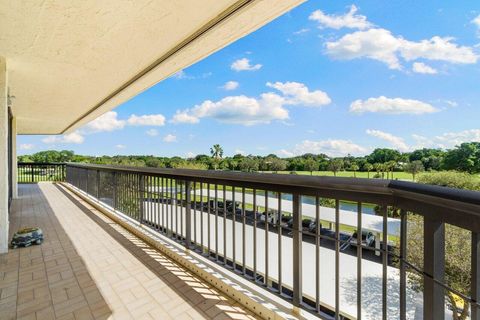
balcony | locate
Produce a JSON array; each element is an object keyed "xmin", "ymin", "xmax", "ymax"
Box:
[
  {"xmin": 2, "ymin": 2, "xmax": 480, "ymax": 319},
  {"xmin": 5, "ymin": 162, "xmax": 480, "ymax": 319},
  {"xmin": 1, "ymin": 182, "xmax": 257, "ymax": 319}
]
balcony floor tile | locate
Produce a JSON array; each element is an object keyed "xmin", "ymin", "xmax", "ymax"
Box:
[{"xmin": 0, "ymin": 183, "xmax": 257, "ymax": 320}]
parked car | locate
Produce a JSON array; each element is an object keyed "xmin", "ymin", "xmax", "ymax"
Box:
[
  {"xmin": 259, "ymin": 211, "xmax": 275, "ymax": 224},
  {"xmin": 350, "ymin": 230, "xmax": 376, "ymax": 247},
  {"xmin": 280, "ymin": 214, "xmax": 292, "ymax": 228}
]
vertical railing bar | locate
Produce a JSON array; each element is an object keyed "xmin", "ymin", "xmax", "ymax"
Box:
[
  {"xmin": 382, "ymin": 205, "xmax": 387, "ymax": 320},
  {"xmin": 253, "ymin": 189, "xmax": 257, "ymax": 281},
  {"xmin": 200, "ymin": 184, "xmax": 204, "ymax": 251},
  {"xmin": 400, "ymin": 209, "xmax": 407, "ymax": 320},
  {"xmin": 265, "ymin": 190, "xmax": 269, "ymax": 287},
  {"xmin": 472, "ymin": 232, "xmax": 480, "ymax": 320},
  {"xmin": 171, "ymin": 179, "xmax": 174, "ymax": 237},
  {"xmin": 424, "ymin": 217, "xmax": 445, "ymax": 320},
  {"xmin": 278, "ymin": 192, "xmax": 282, "ymax": 295},
  {"xmin": 96, "ymin": 169, "xmax": 99, "ymax": 201},
  {"xmin": 215, "ymin": 184, "xmax": 219, "ymax": 261},
  {"xmin": 335, "ymin": 199, "xmax": 340, "ymax": 319},
  {"xmin": 357, "ymin": 202, "xmax": 363, "ymax": 320},
  {"xmin": 165, "ymin": 178, "xmax": 169, "ymax": 235},
  {"xmin": 223, "ymin": 185, "xmax": 227, "ymax": 266},
  {"xmin": 193, "ymin": 181, "xmax": 197, "ymax": 246},
  {"xmin": 232, "ymin": 186, "xmax": 236, "ymax": 271},
  {"xmin": 162, "ymin": 177, "xmax": 166, "ymax": 234},
  {"xmin": 175, "ymin": 180, "xmax": 179, "ymax": 240},
  {"xmin": 185, "ymin": 180, "xmax": 191, "ymax": 249},
  {"xmin": 292, "ymin": 193, "xmax": 302, "ymax": 307},
  {"xmin": 113, "ymin": 172, "xmax": 117, "ymax": 210},
  {"xmin": 207, "ymin": 183, "xmax": 211, "ymax": 256},
  {"xmin": 156, "ymin": 176, "xmax": 160, "ymax": 231},
  {"xmin": 315, "ymin": 196, "xmax": 320, "ymax": 313},
  {"xmin": 242, "ymin": 187, "xmax": 246, "ymax": 276},
  {"xmin": 182, "ymin": 181, "xmax": 185, "ymax": 240}
]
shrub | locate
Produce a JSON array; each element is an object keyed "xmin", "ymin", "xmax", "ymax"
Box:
[{"xmin": 417, "ymin": 171, "xmax": 480, "ymax": 191}]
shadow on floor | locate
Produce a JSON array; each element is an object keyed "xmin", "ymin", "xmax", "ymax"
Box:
[
  {"xmin": 55, "ymin": 184, "xmax": 255, "ymax": 320},
  {"xmin": 0, "ymin": 183, "xmax": 112, "ymax": 320}
]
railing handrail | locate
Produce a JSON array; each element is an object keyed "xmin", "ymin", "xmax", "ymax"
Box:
[
  {"xmin": 66, "ymin": 162, "xmax": 480, "ymax": 207},
  {"xmin": 18, "ymin": 162, "xmax": 66, "ymax": 165}
]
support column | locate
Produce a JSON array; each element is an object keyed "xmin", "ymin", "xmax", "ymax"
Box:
[
  {"xmin": 11, "ymin": 117, "xmax": 17, "ymax": 199},
  {"xmin": 0, "ymin": 57, "xmax": 9, "ymax": 254}
]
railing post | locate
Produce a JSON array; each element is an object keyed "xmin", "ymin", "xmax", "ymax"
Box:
[
  {"xmin": 399, "ymin": 210, "xmax": 407, "ymax": 320},
  {"xmin": 472, "ymin": 232, "xmax": 480, "ymax": 320},
  {"xmin": 139, "ymin": 174, "xmax": 144, "ymax": 223},
  {"xmin": 185, "ymin": 180, "xmax": 192, "ymax": 249},
  {"xmin": 96, "ymin": 170, "xmax": 100, "ymax": 200},
  {"xmin": 292, "ymin": 193, "xmax": 302, "ymax": 309},
  {"xmin": 423, "ymin": 217, "xmax": 445, "ymax": 320},
  {"xmin": 31, "ymin": 164, "xmax": 34, "ymax": 182},
  {"xmin": 112, "ymin": 172, "xmax": 117, "ymax": 210}
]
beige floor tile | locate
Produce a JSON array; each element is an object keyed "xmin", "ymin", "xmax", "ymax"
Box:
[{"xmin": 0, "ymin": 183, "xmax": 256, "ymax": 320}]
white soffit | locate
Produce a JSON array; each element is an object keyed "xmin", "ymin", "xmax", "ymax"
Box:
[{"xmin": 0, "ymin": 0, "xmax": 304, "ymax": 134}]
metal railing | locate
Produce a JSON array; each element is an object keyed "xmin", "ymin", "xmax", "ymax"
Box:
[
  {"xmin": 18, "ymin": 162, "xmax": 66, "ymax": 183},
  {"xmin": 64, "ymin": 163, "xmax": 480, "ymax": 320}
]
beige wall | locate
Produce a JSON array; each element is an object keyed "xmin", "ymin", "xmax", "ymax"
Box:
[
  {"xmin": 0, "ymin": 57, "xmax": 8, "ymax": 253},
  {"xmin": 11, "ymin": 117, "xmax": 17, "ymax": 199}
]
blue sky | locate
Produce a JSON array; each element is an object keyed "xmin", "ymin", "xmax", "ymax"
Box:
[{"xmin": 18, "ymin": 1, "xmax": 480, "ymax": 158}]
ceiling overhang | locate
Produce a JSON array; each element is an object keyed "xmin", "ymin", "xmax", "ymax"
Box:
[{"xmin": 0, "ymin": 0, "xmax": 304, "ymax": 134}]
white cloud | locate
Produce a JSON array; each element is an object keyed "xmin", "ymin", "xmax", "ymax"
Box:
[
  {"xmin": 443, "ymin": 100, "xmax": 458, "ymax": 108},
  {"xmin": 172, "ymin": 70, "xmax": 211, "ymax": 80},
  {"xmin": 473, "ymin": 15, "xmax": 480, "ymax": 27},
  {"xmin": 185, "ymin": 152, "xmax": 196, "ymax": 158},
  {"xmin": 266, "ymin": 81, "xmax": 331, "ymax": 107},
  {"xmin": 350, "ymin": 96, "xmax": 438, "ymax": 115},
  {"xmin": 163, "ymin": 134, "xmax": 177, "ymax": 143},
  {"xmin": 172, "ymin": 70, "xmax": 192, "ymax": 79},
  {"xmin": 293, "ymin": 28, "xmax": 310, "ymax": 35},
  {"xmin": 127, "ymin": 114, "xmax": 166, "ymax": 126},
  {"xmin": 366, "ymin": 129, "xmax": 409, "ymax": 152},
  {"xmin": 325, "ymin": 28, "xmax": 478, "ymax": 69},
  {"xmin": 412, "ymin": 62, "xmax": 437, "ymax": 74},
  {"xmin": 434, "ymin": 129, "xmax": 480, "ymax": 149},
  {"xmin": 171, "ymin": 81, "xmax": 330, "ymax": 125},
  {"xmin": 473, "ymin": 15, "xmax": 480, "ymax": 36},
  {"xmin": 326, "ymin": 28, "xmax": 402, "ymax": 69},
  {"xmin": 278, "ymin": 149, "xmax": 295, "ymax": 157},
  {"xmin": 231, "ymin": 58, "xmax": 262, "ymax": 71},
  {"xmin": 42, "ymin": 131, "xmax": 84, "ymax": 144},
  {"xmin": 146, "ymin": 129, "xmax": 159, "ymax": 136},
  {"xmin": 172, "ymin": 93, "xmax": 288, "ymax": 126},
  {"xmin": 19, "ymin": 144, "xmax": 34, "ymax": 150},
  {"xmin": 85, "ymin": 111, "xmax": 126, "ymax": 133},
  {"xmin": 115, "ymin": 144, "xmax": 126, "ymax": 149},
  {"xmin": 171, "ymin": 111, "xmax": 201, "ymax": 124},
  {"xmin": 234, "ymin": 149, "xmax": 246, "ymax": 155},
  {"xmin": 222, "ymin": 81, "xmax": 239, "ymax": 91},
  {"xmin": 409, "ymin": 129, "xmax": 480, "ymax": 150},
  {"xmin": 284, "ymin": 139, "xmax": 367, "ymax": 157},
  {"xmin": 309, "ymin": 5, "xmax": 373, "ymax": 30}
]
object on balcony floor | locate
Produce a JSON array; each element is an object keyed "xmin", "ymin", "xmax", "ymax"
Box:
[{"xmin": 10, "ymin": 227, "xmax": 43, "ymax": 248}]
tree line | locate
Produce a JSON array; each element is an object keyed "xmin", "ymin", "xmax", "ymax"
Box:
[{"xmin": 17, "ymin": 142, "xmax": 480, "ymax": 176}]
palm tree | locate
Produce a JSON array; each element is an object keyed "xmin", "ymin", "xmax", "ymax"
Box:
[
  {"xmin": 364, "ymin": 163, "xmax": 374, "ymax": 178},
  {"xmin": 350, "ymin": 164, "xmax": 360, "ymax": 178},
  {"xmin": 210, "ymin": 144, "xmax": 223, "ymax": 170}
]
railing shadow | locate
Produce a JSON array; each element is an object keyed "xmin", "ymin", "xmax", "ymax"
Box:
[
  {"xmin": 55, "ymin": 184, "xmax": 255, "ymax": 320},
  {"xmin": 1, "ymin": 184, "xmax": 111, "ymax": 319}
]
